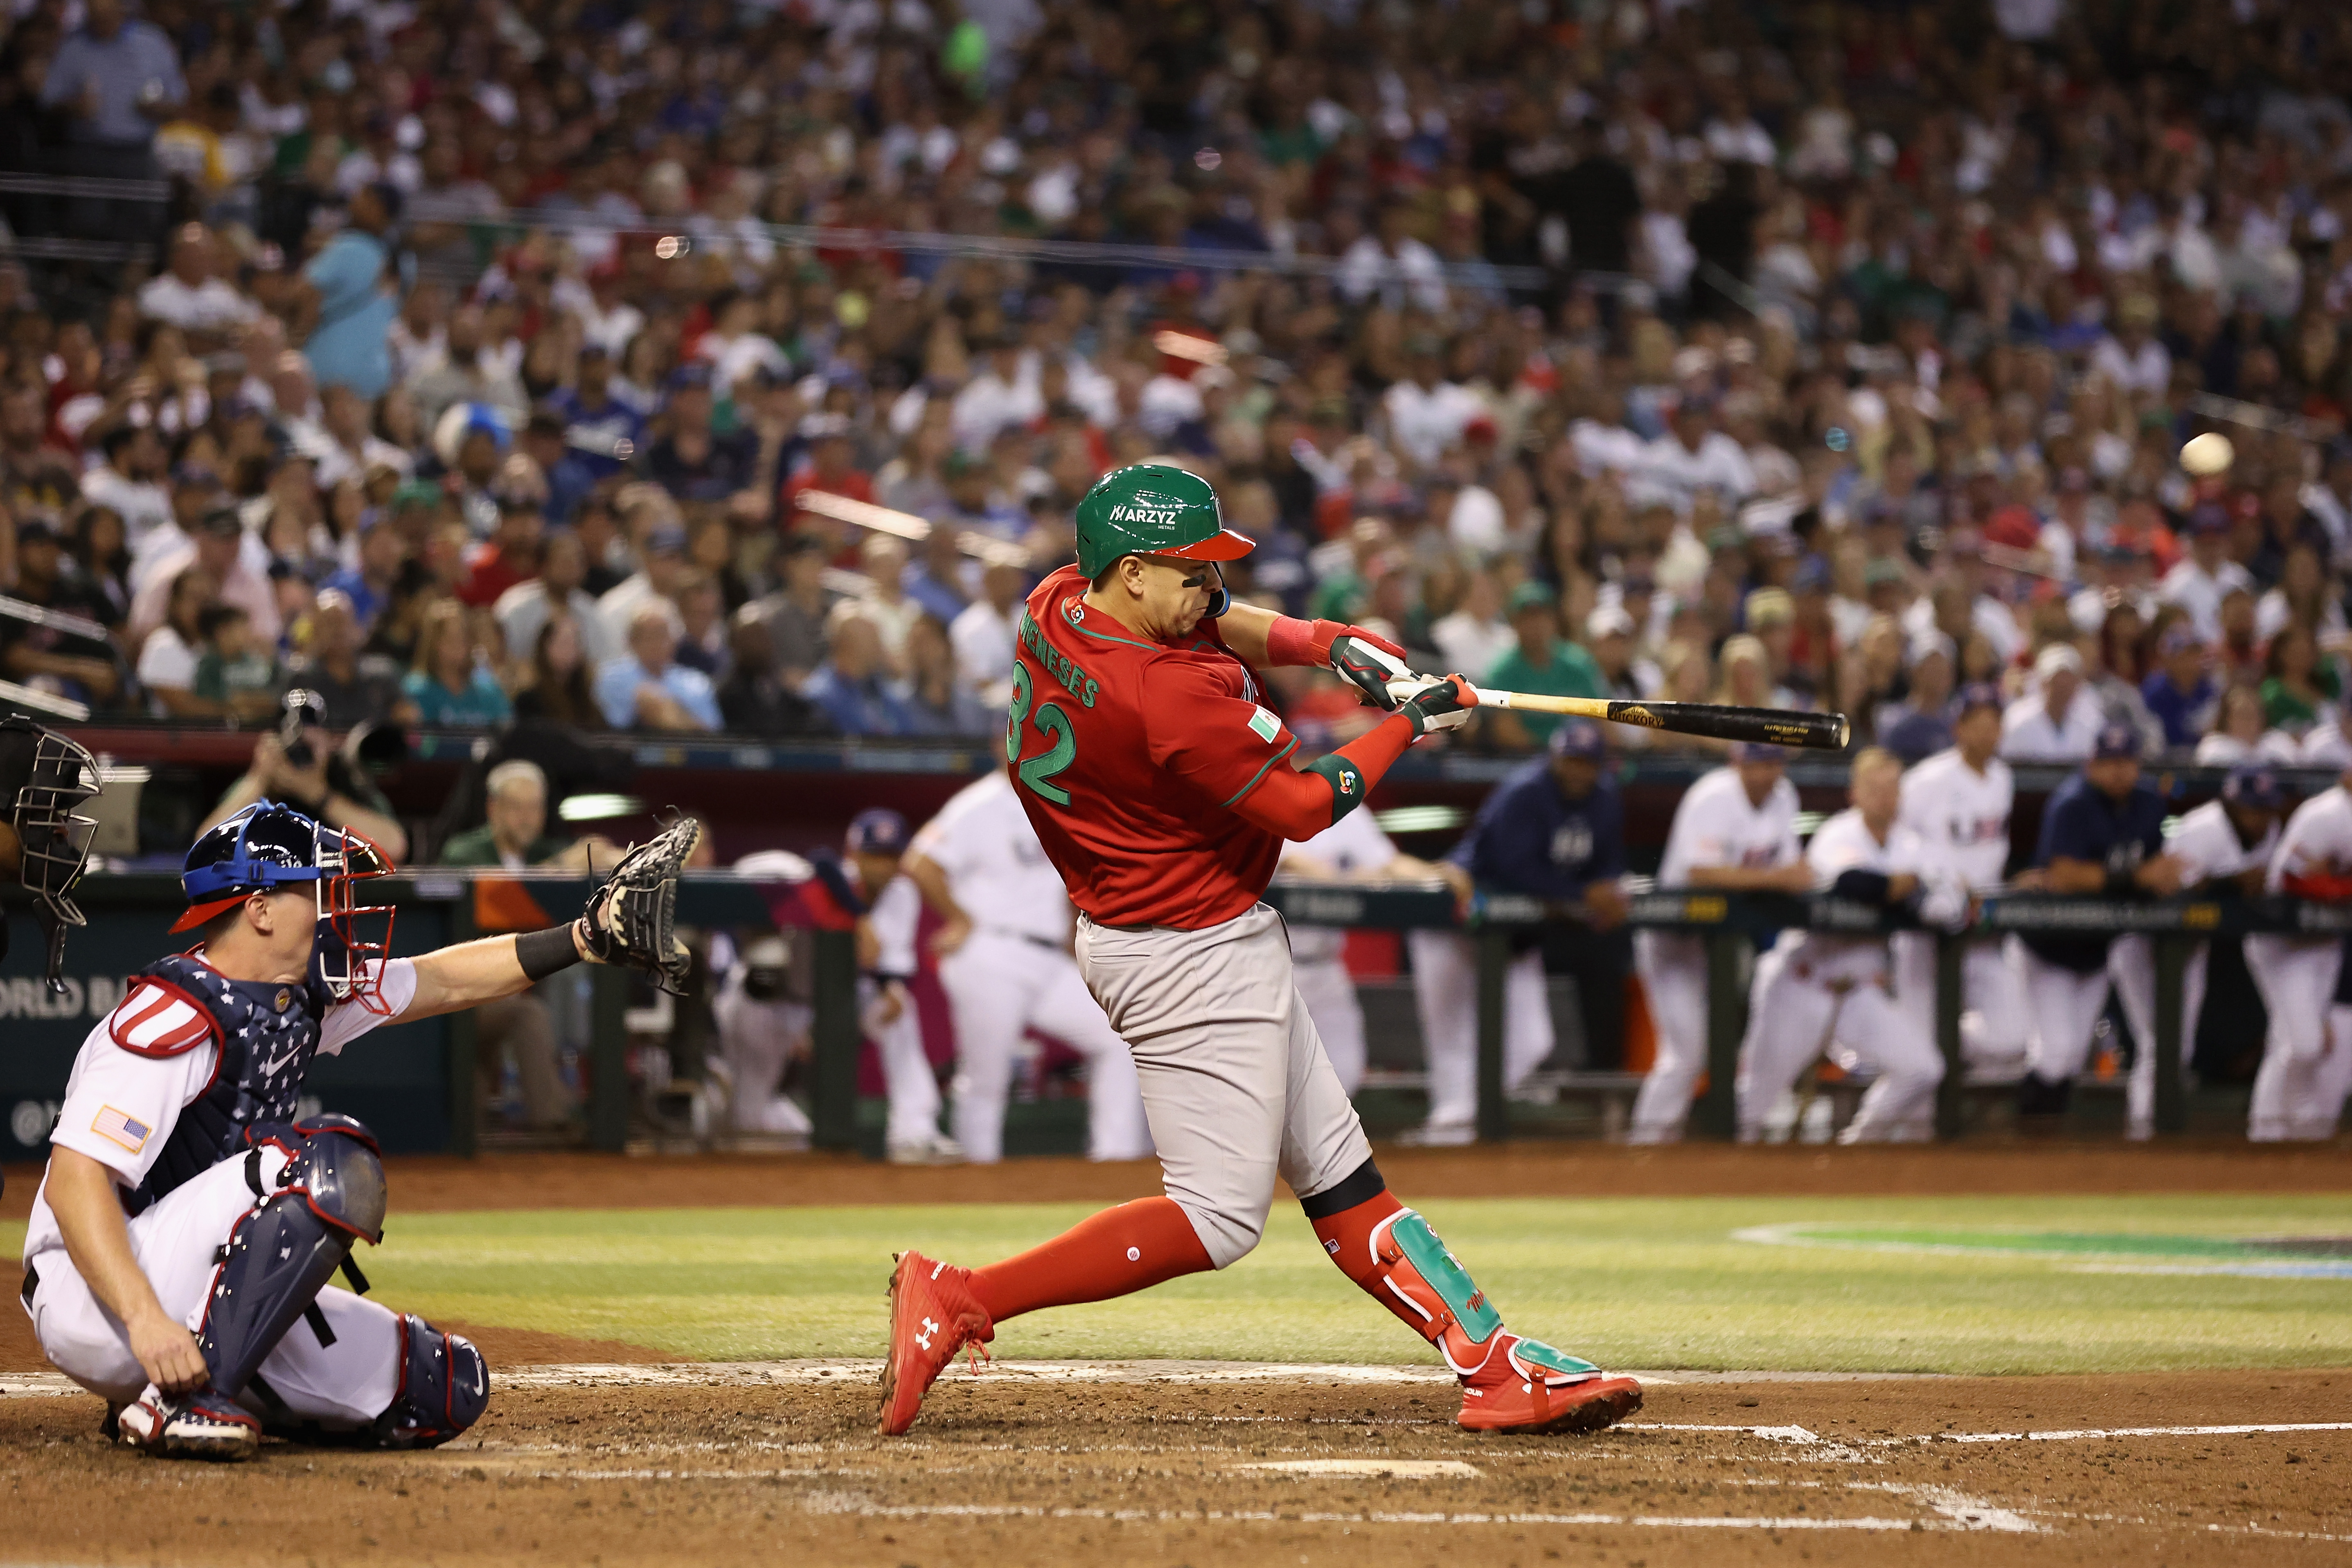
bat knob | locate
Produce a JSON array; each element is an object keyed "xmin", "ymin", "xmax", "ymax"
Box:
[{"xmin": 1832, "ymin": 714, "xmax": 1852, "ymax": 749}]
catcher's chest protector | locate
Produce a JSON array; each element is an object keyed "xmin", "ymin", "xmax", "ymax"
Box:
[{"xmin": 127, "ymin": 955, "xmax": 332, "ymax": 1213}]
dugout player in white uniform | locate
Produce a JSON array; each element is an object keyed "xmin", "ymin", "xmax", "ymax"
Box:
[
  {"xmin": 2160, "ymin": 765, "xmax": 2285, "ymax": 1133},
  {"xmin": 2244, "ymin": 766, "xmax": 2352, "ymax": 1141},
  {"xmin": 2014, "ymin": 724, "xmax": 2180, "ymax": 1134},
  {"xmin": 904, "ymin": 771, "xmax": 1150, "ymax": 1163},
  {"xmin": 1895, "ymin": 683, "xmax": 2029, "ymax": 1077},
  {"xmin": 1630, "ymin": 742, "xmax": 1811, "ymax": 1143},
  {"xmin": 841, "ymin": 809, "xmax": 963, "ymax": 1164},
  {"xmin": 1737, "ymin": 748, "xmax": 1962, "ymax": 1143},
  {"xmin": 1276, "ymin": 803, "xmax": 1437, "ymax": 1097}
]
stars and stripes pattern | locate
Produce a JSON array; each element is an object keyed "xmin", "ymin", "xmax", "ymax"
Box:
[{"xmin": 106, "ymin": 981, "xmax": 218, "ymax": 1057}]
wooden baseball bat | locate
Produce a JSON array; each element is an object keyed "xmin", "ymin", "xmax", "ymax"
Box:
[{"xmin": 1476, "ymin": 690, "xmax": 1851, "ymax": 751}]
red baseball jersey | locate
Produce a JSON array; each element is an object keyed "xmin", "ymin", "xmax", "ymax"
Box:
[{"xmin": 1004, "ymin": 565, "xmax": 1300, "ymax": 929}]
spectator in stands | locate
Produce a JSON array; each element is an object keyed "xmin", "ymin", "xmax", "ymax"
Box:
[
  {"xmin": 399, "ymin": 597, "xmax": 512, "ymax": 727},
  {"xmin": 459, "ymin": 493, "xmax": 544, "ymax": 610},
  {"xmin": 68, "ymin": 503, "xmax": 132, "ymax": 628},
  {"xmin": 512, "ymin": 613, "xmax": 604, "ymax": 731},
  {"xmin": 294, "ymin": 182, "xmax": 401, "ymax": 399},
  {"xmin": 596, "ymin": 601, "xmax": 721, "ymax": 733},
  {"xmin": 40, "ymin": 0, "xmax": 182, "ymax": 236},
  {"xmin": 495, "ymin": 527, "xmax": 619, "ymax": 674},
  {"xmin": 137, "ymin": 225, "xmax": 255, "ymax": 344},
  {"xmin": 2260, "ymin": 623, "xmax": 2341, "ymax": 738},
  {"xmin": 2003, "ymin": 644, "xmax": 2104, "ymax": 761},
  {"xmin": 200, "ymin": 689, "xmax": 408, "ymax": 859},
  {"xmin": 322, "ymin": 496, "xmax": 417, "ymax": 633},
  {"xmin": 2199, "ymin": 682, "xmax": 2298, "ymax": 765},
  {"xmin": 901, "ymin": 614, "xmax": 990, "ymax": 736},
  {"xmin": 437, "ymin": 758, "xmax": 586, "ymax": 1132},
  {"xmin": 716, "ymin": 606, "xmax": 828, "ymax": 736},
  {"xmin": 1483, "ymin": 581, "xmax": 1605, "ymax": 751},
  {"xmin": 759, "ymin": 533, "xmax": 834, "ymax": 686},
  {"xmin": 948, "ymin": 559, "xmax": 1025, "ymax": 706},
  {"xmin": 801, "ymin": 605, "xmax": 915, "ymax": 736},
  {"xmin": 136, "ymin": 565, "xmax": 214, "ymax": 717},
  {"xmin": 2142, "ymin": 627, "xmax": 2219, "ymax": 753},
  {"xmin": 283, "ymin": 588, "xmax": 399, "ymax": 731},
  {"xmin": 129, "ymin": 503, "xmax": 276, "ymax": 651},
  {"xmin": 79, "ymin": 425, "xmax": 172, "ymax": 553},
  {"xmin": 2, "ymin": 517, "xmax": 121, "ymax": 707},
  {"xmin": 190, "ymin": 603, "xmax": 279, "ymax": 722},
  {"xmin": 644, "ymin": 364, "xmax": 758, "ymax": 506}
]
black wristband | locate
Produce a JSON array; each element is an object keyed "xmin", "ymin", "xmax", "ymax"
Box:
[
  {"xmin": 516, "ymin": 925, "xmax": 584, "ymax": 981},
  {"xmin": 2104, "ymin": 866, "xmax": 2138, "ymax": 898}
]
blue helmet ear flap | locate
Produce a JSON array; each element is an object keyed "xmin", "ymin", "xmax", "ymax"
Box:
[{"xmin": 1203, "ymin": 585, "xmax": 1231, "ymax": 619}]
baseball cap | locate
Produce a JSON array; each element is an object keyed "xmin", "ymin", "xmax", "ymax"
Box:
[
  {"xmin": 2221, "ymin": 763, "xmax": 2284, "ymax": 810},
  {"xmin": 2091, "ymin": 723, "xmax": 2141, "ymax": 760},
  {"xmin": 1507, "ymin": 580, "xmax": 1557, "ymax": 615},
  {"xmin": 846, "ymin": 808, "xmax": 910, "ymax": 856},
  {"xmin": 2033, "ymin": 643, "xmax": 2085, "ymax": 683},
  {"xmin": 14, "ymin": 517, "xmax": 60, "ymax": 546},
  {"xmin": 1956, "ymin": 681, "xmax": 2003, "ymax": 715},
  {"xmin": 1586, "ymin": 603, "xmax": 1636, "ymax": 640},
  {"xmin": 666, "ymin": 363, "xmax": 715, "ymax": 394},
  {"xmin": 1863, "ymin": 558, "xmax": 1907, "ymax": 591},
  {"xmin": 1550, "ymin": 718, "xmax": 1606, "ymax": 760},
  {"xmin": 392, "ymin": 478, "xmax": 443, "ymax": 512},
  {"xmin": 196, "ymin": 504, "xmax": 243, "ymax": 538}
]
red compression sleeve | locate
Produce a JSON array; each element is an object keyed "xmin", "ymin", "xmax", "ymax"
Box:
[
  {"xmin": 968, "ymin": 1197, "xmax": 1215, "ymax": 1323},
  {"xmin": 1263, "ymin": 615, "xmax": 1320, "ymax": 668},
  {"xmin": 1229, "ymin": 711, "xmax": 1417, "ymax": 839},
  {"xmin": 2282, "ymin": 872, "xmax": 2352, "ymax": 901}
]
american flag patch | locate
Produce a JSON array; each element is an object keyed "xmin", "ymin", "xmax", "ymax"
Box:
[{"xmin": 91, "ymin": 1105, "xmax": 151, "ymax": 1154}]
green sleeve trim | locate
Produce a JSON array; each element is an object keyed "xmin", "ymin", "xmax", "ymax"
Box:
[
  {"xmin": 1221, "ymin": 734, "xmax": 1299, "ymax": 808},
  {"xmin": 1301, "ymin": 752, "xmax": 1370, "ymax": 826}
]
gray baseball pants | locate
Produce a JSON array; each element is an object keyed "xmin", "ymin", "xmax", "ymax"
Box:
[{"xmin": 1077, "ymin": 902, "xmax": 1374, "ymax": 1268}]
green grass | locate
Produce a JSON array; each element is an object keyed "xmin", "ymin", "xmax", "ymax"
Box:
[{"xmin": 9, "ymin": 1193, "xmax": 2350, "ymax": 1376}]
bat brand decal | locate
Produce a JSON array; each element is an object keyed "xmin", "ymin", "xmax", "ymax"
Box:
[{"xmin": 1610, "ymin": 704, "xmax": 1665, "ymax": 729}]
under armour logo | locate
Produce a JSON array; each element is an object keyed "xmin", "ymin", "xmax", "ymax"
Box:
[{"xmin": 916, "ymin": 1316, "xmax": 939, "ymax": 1351}]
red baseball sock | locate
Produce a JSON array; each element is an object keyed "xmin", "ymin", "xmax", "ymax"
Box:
[
  {"xmin": 1310, "ymin": 1186, "xmax": 1423, "ymax": 1335},
  {"xmin": 968, "ymin": 1197, "xmax": 1214, "ymax": 1323}
]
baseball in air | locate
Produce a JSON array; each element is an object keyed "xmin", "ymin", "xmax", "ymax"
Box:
[{"xmin": 2181, "ymin": 432, "xmax": 2235, "ymax": 476}]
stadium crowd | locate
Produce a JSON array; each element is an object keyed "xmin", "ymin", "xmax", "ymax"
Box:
[{"xmin": 0, "ymin": 0, "xmax": 2344, "ymax": 769}]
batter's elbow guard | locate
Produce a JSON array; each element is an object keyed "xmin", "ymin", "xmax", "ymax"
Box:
[
  {"xmin": 374, "ymin": 1314, "xmax": 489, "ymax": 1449},
  {"xmin": 1300, "ymin": 754, "xmax": 1370, "ymax": 828}
]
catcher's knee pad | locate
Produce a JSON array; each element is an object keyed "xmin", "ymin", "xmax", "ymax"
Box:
[
  {"xmin": 1368, "ymin": 1209, "xmax": 1504, "ymax": 1376},
  {"xmin": 375, "ymin": 1314, "xmax": 489, "ymax": 1449},
  {"xmin": 200, "ymin": 1119, "xmax": 387, "ymax": 1404}
]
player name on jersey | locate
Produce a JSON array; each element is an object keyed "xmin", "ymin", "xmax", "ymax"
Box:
[{"xmin": 1018, "ymin": 610, "xmax": 1100, "ymax": 709}]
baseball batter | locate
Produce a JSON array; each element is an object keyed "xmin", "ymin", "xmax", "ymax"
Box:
[
  {"xmin": 840, "ymin": 809, "xmax": 963, "ymax": 1164},
  {"xmin": 2159, "ymin": 765, "xmax": 2284, "ymax": 1136},
  {"xmin": 2014, "ymin": 724, "xmax": 2176, "ymax": 1131},
  {"xmin": 880, "ymin": 463, "xmax": 1642, "ymax": 1438},
  {"xmin": 1737, "ymin": 748, "xmax": 1960, "ymax": 1143},
  {"xmin": 1630, "ymin": 743, "xmax": 1809, "ymax": 1144},
  {"xmin": 2244, "ymin": 766, "xmax": 2352, "ymax": 1141},
  {"xmin": 1894, "ymin": 684, "xmax": 2028, "ymax": 1076},
  {"xmin": 903, "ymin": 769, "xmax": 1150, "ymax": 1163},
  {"xmin": 1275, "ymin": 803, "xmax": 1431, "ymax": 1097},
  {"xmin": 21, "ymin": 801, "xmax": 696, "ymax": 1458}
]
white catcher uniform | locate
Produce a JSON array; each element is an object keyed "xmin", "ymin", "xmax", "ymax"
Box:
[
  {"xmin": 2244, "ymin": 785, "xmax": 2352, "ymax": 1141},
  {"xmin": 1737, "ymin": 808, "xmax": 1957, "ymax": 1142},
  {"xmin": 1278, "ymin": 807, "xmax": 1403, "ymax": 1096},
  {"xmin": 1631, "ymin": 765, "xmax": 1800, "ymax": 1143},
  {"xmin": 1894, "ymin": 748, "xmax": 2028, "ymax": 1072},
  {"xmin": 707, "ymin": 866, "xmax": 817, "ymax": 1143},
  {"xmin": 22, "ymin": 962, "xmax": 419, "ymax": 1424},
  {"xmin": 911, "ymin": 771, "xmax": 1150, "ymax": 1163}
]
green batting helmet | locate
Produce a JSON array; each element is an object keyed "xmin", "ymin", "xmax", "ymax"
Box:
[{"xmin": 1073, "ymin": 463, "xmax": 1255, "ymax": 578}]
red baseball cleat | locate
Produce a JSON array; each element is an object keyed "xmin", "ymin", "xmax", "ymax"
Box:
[
  {"xmin": 1455, "ymin": 1334, "xmax": 1643, "ymax": 1435},
  {"xmin": 877, "ymin": 1249, "xmax": 994, "ymax": 1436}
]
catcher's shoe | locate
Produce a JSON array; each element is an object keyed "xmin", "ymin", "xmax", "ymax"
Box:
[
  {"xmin": 117, "ymin": 1387, "xmax": 261, "ymax": 1460},
  {"xmin": 1455, "ymin": 1334, "xmax": 1642, "ymax": 1435},
  {"xmin": 877, "ymin": 1249, "xmax": 994, "ymax": 1436}
]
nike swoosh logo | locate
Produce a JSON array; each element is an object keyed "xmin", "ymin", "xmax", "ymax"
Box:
[{"xmin": 257, "ymin": 1045, "xmax": 303, "ymax": 1078}]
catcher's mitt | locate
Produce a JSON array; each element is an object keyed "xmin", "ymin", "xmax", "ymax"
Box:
[{"xmin": 577, "ymin": 814, "xmax": 701, "ymax": 994}]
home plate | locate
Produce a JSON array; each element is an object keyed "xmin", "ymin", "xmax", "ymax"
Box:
[{"xmin": 1237, "ymin": 1459, "xmax": 1482, "ymax": 1478}]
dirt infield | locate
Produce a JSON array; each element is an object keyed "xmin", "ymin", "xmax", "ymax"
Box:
[
  {"xmin": 2, "ymin": 1364, "xmax": 2346, "ymax": 1566},
  {"xmin": 11, "ymin": 1138, "xmax": 2350, "ymax": 1222}
]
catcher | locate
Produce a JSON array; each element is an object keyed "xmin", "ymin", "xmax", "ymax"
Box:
[{"xmin": 17, "ymin": 802, "xmax": 697, "ymax": 1459}]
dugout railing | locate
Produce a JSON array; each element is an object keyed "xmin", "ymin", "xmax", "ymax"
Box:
[{"xmin": 3, "ymin": 872, "xmax": 2329, "ymax": 1160}]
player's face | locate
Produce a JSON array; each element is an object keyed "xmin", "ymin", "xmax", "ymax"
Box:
[
  {"xmin": 1851, "ymin": 761, "xmax": 1901, "ymax": 821},
  {"xmin": 1550, "ymin": 755, "xmax": 1599, "ymax": 799},
  {"xmin": 1735, "ymin": 757, "xmax": 1785, "ymax": 801},
  {"xmin": 851, "ymin": 849, "xmax": 901, "ymax": 890},
  {"xmin": 1953, "ymin": 704, "xmax": 2001, "ymax": 756},
  {"xmin": 2086, "ymin": 756, "xmax": 2139, "ymax": 799},
  {"xmin": 1131, "ymin": 554, "xmax": 1223, "ymax": 637}
]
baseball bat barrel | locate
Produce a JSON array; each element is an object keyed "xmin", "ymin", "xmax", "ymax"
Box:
[{"xmin": 1476, "ymin": 691, "xmax": 1851, "ymax": 751}]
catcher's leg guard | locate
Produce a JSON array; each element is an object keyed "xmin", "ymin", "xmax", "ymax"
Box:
[
  {"xmin": 373, "ymin": 1314, "xmax": 489, "ymax": 1449},
  {"xmin": 199, "ymin": 1120, "xmax": 387, "ymax": 1404}
]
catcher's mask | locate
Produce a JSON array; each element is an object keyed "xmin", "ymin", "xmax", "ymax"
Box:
[
  {"xmin": 174, "ymin": 800, "xmax": 399, "ymax": 1010},
  {"xmin": 0, "ymin": 717, "xmax": 101, "ymax": 992}
]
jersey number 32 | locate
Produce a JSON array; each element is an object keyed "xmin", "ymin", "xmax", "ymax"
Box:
[{"xmin": 1006, "ymin": 662, "xmax": 1076, "ymax": 806}]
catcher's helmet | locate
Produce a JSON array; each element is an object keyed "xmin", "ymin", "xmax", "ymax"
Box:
[
  {"xmin": 1073, "ymin": 463, "xmax": 1254, "ymax": 579},
  {"xmin": 175, "ymin": 800, "xmax": 398, "ymax": 1010}
]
